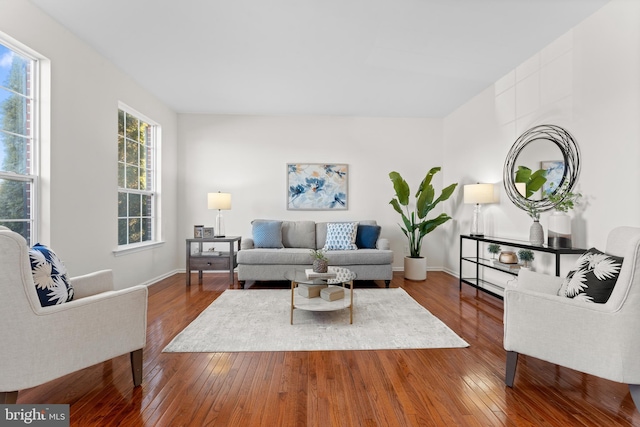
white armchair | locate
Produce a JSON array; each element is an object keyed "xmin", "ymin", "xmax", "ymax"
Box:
[
  {"xmin": 504, "ymin": 226, "xmax": 640, "ymax": 408},
  {"xmin": 0, "ymin": 227, "xmax": 148, "ymax": 404}
]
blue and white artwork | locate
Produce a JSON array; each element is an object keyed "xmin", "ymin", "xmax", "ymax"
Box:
[
  {"xmin": 287, "ymin": 163, "xmax": 348, "ymax": 210},
  {"xmin": 541, "ymin": 160, "xmax": 565, "ymax": 196}
]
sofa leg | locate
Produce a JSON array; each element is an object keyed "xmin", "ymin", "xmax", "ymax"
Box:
[
  {"xmin": 505, "ymin": 351, "xmax": 518, "ymax": 387},
  {"xmin": 0, "ymin": 391, "xmax": 18, "ymax": 404},
  {"xmin": 629, "ymin": 384, "xmax": 640, "ymax": 410},
  {"xmin": 384, "ymin": 280, "xmax": 390, "ymax": 288},
  {"xmin": 130, "ymin": 349, "xmax": 143, "ymax": 387},
  {"xmin": 239, "ymin": 281, "xmax": 245, "ymax": 289}
]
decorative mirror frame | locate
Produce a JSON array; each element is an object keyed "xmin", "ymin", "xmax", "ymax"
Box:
[{"xmin": 503, "ymin": 124, "xmax": 580, "ymax": 212}]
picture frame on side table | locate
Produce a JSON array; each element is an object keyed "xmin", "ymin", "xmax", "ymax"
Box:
[
  {"xmin": 203, "ymin": 227, "xmax": 215, "ymax": 238},
  {"xmin": 194, "ymin": 225, "xmax": 204, "ymax": 238},
  {"xmin": 286, "ymin": 163, "xmax": 348, "ymax": 210}
]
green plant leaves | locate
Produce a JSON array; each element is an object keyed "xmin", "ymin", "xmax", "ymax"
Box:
[{"xmin": 388, "ymin": 168, "xmax": 458, "ymax": 258}]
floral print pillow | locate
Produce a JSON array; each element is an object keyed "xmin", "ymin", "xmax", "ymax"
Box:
[
  {"xmin": 29, "ymin": 243, "xmax": 74, "ymax": 306},
  {"xmin": 559, "ymin": 247, "xmax": 623, "ymax": 303}
]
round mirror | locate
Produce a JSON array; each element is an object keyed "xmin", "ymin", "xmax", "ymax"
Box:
[{"xmin": 503, "ymin": 124, "xmax": 580, "ymax": 212}]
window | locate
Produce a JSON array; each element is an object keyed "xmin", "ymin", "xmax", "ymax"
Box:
[
  {"xmin": 117, "ymin": 105, "xmax": 157, "ymax": 246},
  {"xmin": 0, "ymin": 41, "xmax": 37, "ymax": 245}
]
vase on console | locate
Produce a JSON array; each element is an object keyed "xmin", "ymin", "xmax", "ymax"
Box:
[
  {"xmin": 548, "ymin": 211, "xmax": 572, "ymax": 248},
  {"xmin": 529, "ymin": 220, "xmax": 544, "ymax": 246}
]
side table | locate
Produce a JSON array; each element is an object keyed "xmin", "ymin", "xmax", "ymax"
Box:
[{"xmin": 186, "ymin": 236, "xmax": 241, "ymax": 287}]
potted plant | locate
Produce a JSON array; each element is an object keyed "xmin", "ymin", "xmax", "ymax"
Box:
[
  {"xmin": 389, "ymin": 167, "xmax": 458, "ymax": 281},
  {"xmin": 517, "ymin": 249, "xmax": 535, "ymax": 269},
  {"xmin": 546, "ymin": 182, "xmax": 582, "ymax": 248},
  {"xmin": 310, "ymin": 249, "xmax": 328, "ymax": 273},
  {"xmin": 487, "ymin": 243, "xmax": 501, "ymax": 260}
]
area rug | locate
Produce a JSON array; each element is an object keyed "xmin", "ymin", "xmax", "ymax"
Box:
[{"xmin": 163, "ymin": 288, "xmax": 468, "ymax": 352}]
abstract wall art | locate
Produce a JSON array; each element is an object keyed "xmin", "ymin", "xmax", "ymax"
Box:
[{"xmin": 287, "ymin": 163, "xmax": 348, "ymax": 210}]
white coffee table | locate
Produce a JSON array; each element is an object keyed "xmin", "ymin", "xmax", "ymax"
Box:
[{"xmin": 285, "ymin": 267, "xmax": 356, "ymax": 324}]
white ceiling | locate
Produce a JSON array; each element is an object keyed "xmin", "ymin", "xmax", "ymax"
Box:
[{"xmin": 30, "ymin": 0, "xmax": 610, "ymax": 117}]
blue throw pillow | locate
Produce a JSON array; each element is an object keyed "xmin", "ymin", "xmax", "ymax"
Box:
[
  {"xmin": 28, "ymin": 243, "xmax": 74, "ymax": 307},
  {"xmin": 252, "ymin": 220, "xmax": 284, "ymax": 248},
  {"xmin": 356, "ymin": 224, "xmax": 381, "ymax": 249},
  {"xmin": 323, "ymin": 222, "xmax": 358, "ymax": 251}
]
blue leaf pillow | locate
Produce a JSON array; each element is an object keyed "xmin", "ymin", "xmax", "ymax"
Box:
[
  {"xmin": 252, "ymin": 220, "xmax": 284, "ymax": 248},
  {"xmin": 323, "ymin": 222, "xmax": 358, "ymax": 251},
  {"xmin": 355, "ymin": 224, "xmax": 381, "ymax": 249},
  {"xmin": 559, "ymin": 247, "xmax": 623, "ymax": 303},
  {"xmin": 29, "ymin": 243, "xmax": 74, "ymax": 307}
]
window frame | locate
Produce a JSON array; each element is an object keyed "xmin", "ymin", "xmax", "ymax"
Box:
[
  {"xmin": 115, "ymin": 102, "xmax": 161, "ymax": 252},
  {"xmin": 0, "ymin": 36, "xmax": 39, "ymax": 245}
]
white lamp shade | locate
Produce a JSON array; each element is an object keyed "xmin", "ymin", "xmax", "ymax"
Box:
[
  {"xmin": 463, "ymin": 184, "xmax": 494, "ymax": 204},
  {"xmin": 208, "ymin": 192, "xmax": 232, "ymax": 210}
]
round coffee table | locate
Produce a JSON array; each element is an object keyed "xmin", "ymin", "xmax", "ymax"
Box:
[{"xmin": 285, "ymin": 267, "xmax": 356, "ymax": 324}]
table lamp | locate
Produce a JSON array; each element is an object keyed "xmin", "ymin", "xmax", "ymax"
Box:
[
  {"xmin": 208, "ymin": 191, "xmax": 231, "ymax": 237},
  {"xmin": 463, "ymin": 183, "xmax": 494, "ymax": 237}
]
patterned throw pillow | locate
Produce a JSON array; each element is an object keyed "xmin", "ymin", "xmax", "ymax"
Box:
[
  {"xmin": 28, "ymin": 243, "xmax": 74, "ymax": 307},
  {"xmin": 558, "ymin": 247, "xmax": 623, "ymax": 303},
  {"xmin": 323, "ymin": 222, "xmax": 358, "ymax": 251},
  {"xmin": 355, "ymin": 224, "xmax": 381, "ymax": 249},
  {"xmin": 252, "ymin": 220, "xmax": 284, "ymax": 248}
]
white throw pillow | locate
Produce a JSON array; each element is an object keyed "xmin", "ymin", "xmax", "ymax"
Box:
[{"xmin": 323, "ymin": 222, "xmax": 358, "ymax": 250}]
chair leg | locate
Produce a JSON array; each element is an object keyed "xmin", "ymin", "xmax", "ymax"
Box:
[
  {"xmin": 505, "ymin": 351, "xmax": 519, "ymax": 387},
  {"xmin": 629, "ymin": 384, "xmax": 640, "ymax": 410},
  {"xmin": 0, "ymin": 391, "xmax": 18, "ymax": 404},
  {"xmin": 130, "ymin": 349, "xmax": 143, "ymax": 387}
]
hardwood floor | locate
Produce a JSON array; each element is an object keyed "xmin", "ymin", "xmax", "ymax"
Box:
[{"xmin": 16, "ymin": 271, "xmax": 640, "ymax": 426}]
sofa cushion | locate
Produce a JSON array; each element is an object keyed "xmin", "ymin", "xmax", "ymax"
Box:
[
  {"xmin": 559, "ymin": 247, "xmax": 623, "ymax": 303},
  {"xmin": 282, "ymin": 221, "xmax": 316, "ymax": 248},
  {"xmin": 252, "ymin": 220, "xmax": 284, "ymax": 248},
  {"xmin": 356, "ymin": 224, "xmax": 381, "ymax": 249},
  {"xmin": 324, "ymin": 249, "xmax": 394, "ymax": 265},
  {"xmin": 28, "ymin": 243, "xmax": 74, "ymax": 307},
  {"xmin": 323, "ymin": 222, "xmax": 358, "ymax": 250},
  {"xmin": 237, "ymin": 248, "xmax": 315, "ymax": 265}
]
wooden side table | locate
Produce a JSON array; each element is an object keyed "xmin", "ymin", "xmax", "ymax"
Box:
[{"xmin": 186, "ymin": 236, "xmax": 241, "ymax": 287}]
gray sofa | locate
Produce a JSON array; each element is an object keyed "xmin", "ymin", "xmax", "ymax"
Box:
[{"xmin": 237, "ymin": 220, "xmax": 393, "ymax": 288}]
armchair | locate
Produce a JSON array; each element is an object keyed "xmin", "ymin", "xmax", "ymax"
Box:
[
  {"xmin": 504, "ymin": 226, "xmax": 640, "ymax": 409},
  {"xmin": 0, "ymin": 227, "xmax": 148, "ymax": 404}
]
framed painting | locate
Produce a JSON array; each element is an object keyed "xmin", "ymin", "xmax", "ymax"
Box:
[
  {"xmin": 287, "ymin": 163, "xmax": 348, "ymax": 210},
  {"xmin": 540, "ymin": 160, "xmax": 565, "ymax": 196}
]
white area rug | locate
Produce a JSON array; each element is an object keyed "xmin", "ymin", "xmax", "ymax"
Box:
[{"xmin": 163, "ymin": 288, "xmax": 468, "ymax": 352}]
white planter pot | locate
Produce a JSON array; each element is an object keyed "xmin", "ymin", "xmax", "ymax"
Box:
[
  {"xmin": 548, "ymin": 211, "xmax": 572, "ymax": 248},
  {"xmin": 404, "ymin": 256, "xmax": 427, "ymax": 281}
]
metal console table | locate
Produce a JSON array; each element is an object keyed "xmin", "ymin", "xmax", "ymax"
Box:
[{"xmin": 459, "ymin": 234, "xmax": 585, "ymax": 298}]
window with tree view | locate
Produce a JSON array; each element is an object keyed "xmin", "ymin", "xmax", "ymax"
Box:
[
  {"xmin": 0, "ymin": 42, "xmax": 36, "ymax": 245},
  {"xmin": 118, "ymin": 107, "xmax": 157, "ymax": 246}
]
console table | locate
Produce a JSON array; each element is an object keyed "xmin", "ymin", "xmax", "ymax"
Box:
[
  {"xmin": 459, "ymin": 234, "xmax": 585, "ymax": 298},
  {"xmin": 186, "ymin": 236, "xmax": 241, "ymax": 287}
]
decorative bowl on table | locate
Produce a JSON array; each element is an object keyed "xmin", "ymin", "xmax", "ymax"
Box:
[{"xmin": 498, "ymin": 251, "xmax": 518, "ymax": 264}]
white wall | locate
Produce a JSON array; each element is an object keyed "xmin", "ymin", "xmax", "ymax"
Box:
[
  {"xmin": 177, "ymin": 115, "xmax": 450, "ymax": 270},
  {"xmin": 443, "ymin": 0, "xmax": 640, "ymax": 277},
  {"xmin": 1, "ymin": 0, "xmax": 179, "ymax": 289}
]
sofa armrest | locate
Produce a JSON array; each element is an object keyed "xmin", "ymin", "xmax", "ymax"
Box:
[
  {"xmin": 377, "ymin": 238, "xmax": 390, "ymax": 250},
  {"xmin": 70, "ymin": 270, "xmax": 115, "ymax": 299},
  {"xmin": 241, "ymin": 238, "xmax": 255, "ymax": 250},
  {"xmin": 511, "ymin": 268, "xmax": 564, "ymax": 295}
]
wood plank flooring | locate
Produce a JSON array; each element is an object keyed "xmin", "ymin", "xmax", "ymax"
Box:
[{"xmin": 15, "ymin": 272, "xmax": 640, "ymax": 426}]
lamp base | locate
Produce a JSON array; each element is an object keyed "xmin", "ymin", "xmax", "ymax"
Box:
[
  {"xmin": 470, "ymin": 233, "xmax": 485, "ymax": 237},
  {"xmin": 214, "ymin": 235, "xmax": 225, "ymax": 238}
]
